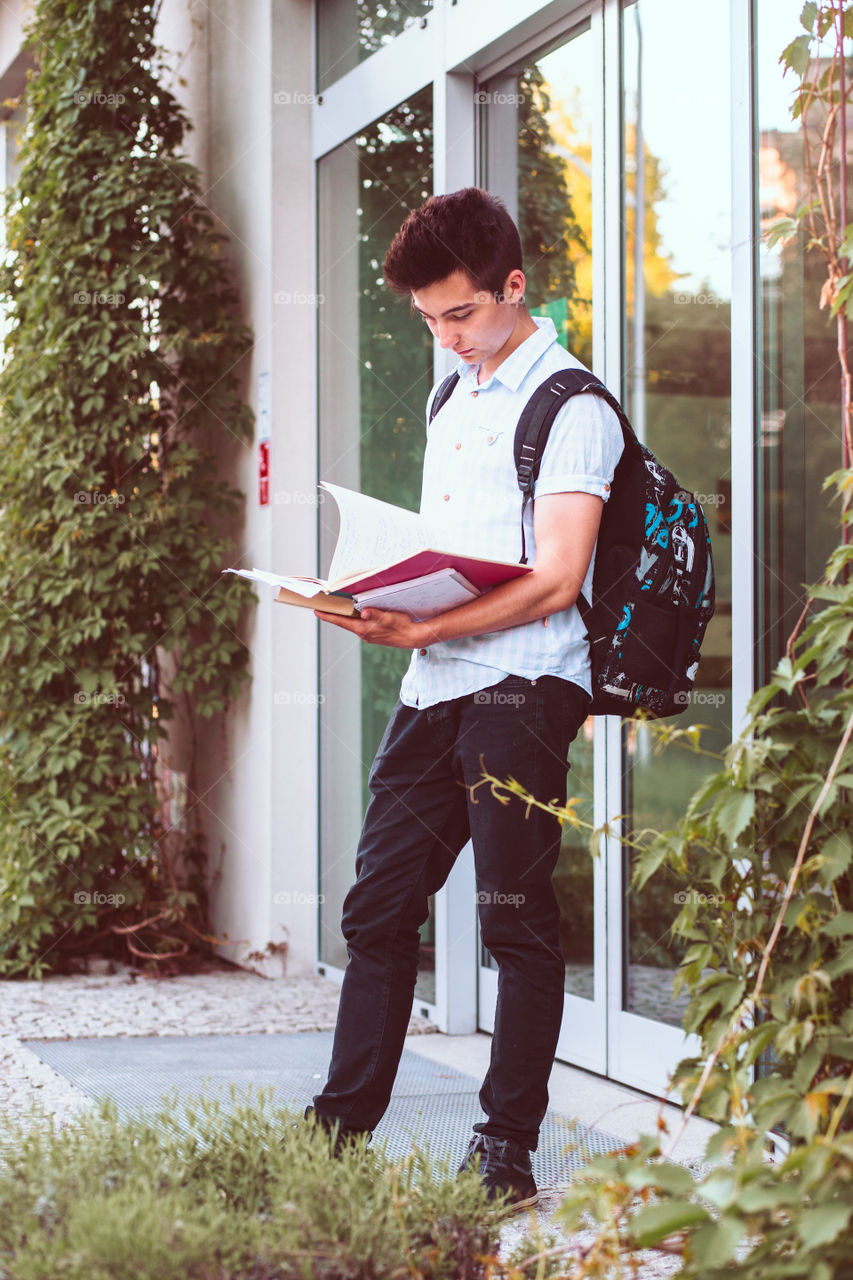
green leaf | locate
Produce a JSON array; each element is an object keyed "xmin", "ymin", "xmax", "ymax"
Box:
[
  {"xmin": 765, "ymin": 216, "xmax": 800, "ymax": 249},
  {"xmin": 830, "ymin": 271, "xmax": 853, "ymax": 318},
  {"xmin": 714, "ymin": 788, "xmax": 755, "ymax": 841},
  {"xmin": 772, "ymin": 655, "xmax": 806, "ymax": 693},
  {"xmin": 799, "ymin": 2, "xmax": 818, "ymax": 32},
  {"xmin": 798, "ymin": 1201, "xmax": 852, "ymax": 1247},
  {"xmin": 823, "ymin": 910, "xmax": 853, "ymax": 937},
  {"xmin": 689, "ymin": 1214, "xmax": 745, "ymax": 1266},
  {"xmin": 780, "ymin": 33, "xmax": 812, "ymax": 77},
  {"xmin": 624, "ymin": 1161, "xmax": 697, "ymax": 1195},
  {"xmin": 629, "ymin": 1200, "xmax": 710, "ymax": 1247},
  {"xmin": 698, "ymin": 1169, "xmax": 737, "ymax": 1209},
  {"xmin": 739, "ymin": 1178, "xmax": 808, "ymax": 1212},
  {"xmin": 816, "ymin": 831, "xmax": 853, "ymax": 885},
  {"xmin": 741, "ymin": 1020, "xmax": 780, "ymax": 1067}
]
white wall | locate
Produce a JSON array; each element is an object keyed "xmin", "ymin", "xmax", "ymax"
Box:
[{"xmin": 157, "ymin": 0, "xmax": 319, "ymax": 977}]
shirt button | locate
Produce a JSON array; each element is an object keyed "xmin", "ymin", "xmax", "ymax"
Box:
[
  {"xmin": 471, "ymin": 390, "xmax": 478, "ymax": 398},
  {"xmin": 418, "ymin": 648, "xmax": 428, "ymax": 656},
  {"xmin": 442, "ymin": 493, "xmax": 450, "ymax": 501},
  {"xmin": 455, "ymin": 442, "xmax": 461, "ymax": 450},
  {"xmin": 487, "ymin": 435, "xmax": 495, "ymax": 443}
]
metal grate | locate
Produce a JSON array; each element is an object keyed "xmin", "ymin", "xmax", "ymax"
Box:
[{"xmin": 26, "ymin": 1031, "xmax": 625, "ymax": 1186}]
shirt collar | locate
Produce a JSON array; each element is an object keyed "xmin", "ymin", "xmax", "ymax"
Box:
[{"xmin": 454, "ymin": 315, "xmax": 558, "ymax": 391}]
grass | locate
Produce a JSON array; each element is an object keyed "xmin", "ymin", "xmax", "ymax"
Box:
[{"xmin": 0, "ymin": 1088, "xmax": 517, "ymax": 1279}]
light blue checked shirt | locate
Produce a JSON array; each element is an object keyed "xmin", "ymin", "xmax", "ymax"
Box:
[{"xmin": 399, "ymin": 317, "xmax": 625, "ymax": 710}]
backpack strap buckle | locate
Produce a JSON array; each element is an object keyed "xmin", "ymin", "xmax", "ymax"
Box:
[{"xmin": 516, "ymin": 443, "xmax": 538, "ymax": 494}]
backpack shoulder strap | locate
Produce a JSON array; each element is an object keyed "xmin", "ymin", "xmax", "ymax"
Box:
[
  {"xmin": 512, "ymin": 369, "xmax": 636, "ymax": 563},
  {"xmin": 427, "ymin": 371, "xmax": 460, "ymax": 425}
]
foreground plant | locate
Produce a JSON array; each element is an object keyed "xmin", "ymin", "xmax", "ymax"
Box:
[{"xmin": 0, "ymin": 1091, "xmax": 521, "ymax": 1280}]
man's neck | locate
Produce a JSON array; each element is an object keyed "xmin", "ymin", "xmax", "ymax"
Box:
[{"xmin": 477, "ymin": 310, "xmax": 538, "ymax": 384}]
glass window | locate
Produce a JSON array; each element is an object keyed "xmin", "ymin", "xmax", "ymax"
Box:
[
  {"xmin": 478, "ymin": 22, "xmax": 597, "ymax": 1003},
  {"xmin": 755, "ymin": 0, "xmax": 843, "ymax": 683},
  {"xmin": 317, "ymin": 88, "xmax": 434, "ymax": 998},
  {"xmin": 317, "ymin": 1, "xmax": 433, "ymax": 92},
  {"xmin": 621, "ymin": 0, "xmax": 733, "ymax": 1026}
]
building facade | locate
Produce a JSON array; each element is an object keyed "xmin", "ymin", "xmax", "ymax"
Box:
[{"xmin": 0, "ymin": 0, "xmax": 844, "ymax": 1098}]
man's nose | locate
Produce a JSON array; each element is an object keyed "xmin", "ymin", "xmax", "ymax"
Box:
[{"xmin": 437, "ymin": 324, "xmax": 458, "ymax": 349}]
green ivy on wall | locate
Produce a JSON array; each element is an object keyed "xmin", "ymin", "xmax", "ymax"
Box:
[{"xmin": 0, "ymin": 0, "xmax": 255, "ymax": 975}]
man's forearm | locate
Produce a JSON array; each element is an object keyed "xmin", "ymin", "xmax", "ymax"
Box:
[{"xmin": 414, "ymin": 564, "xmax": 579, "ymax": 646}]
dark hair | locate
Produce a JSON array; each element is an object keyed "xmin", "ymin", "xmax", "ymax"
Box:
[{"xmin": 383, "ymin": 187, "xmax": 522, "ymax": 298}]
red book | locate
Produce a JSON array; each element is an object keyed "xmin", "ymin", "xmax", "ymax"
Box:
[{"xmin": 223, "ymin": 481, "xmax": 531, "ymax": 618}]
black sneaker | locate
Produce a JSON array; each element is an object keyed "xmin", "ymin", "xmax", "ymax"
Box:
[
  {"xmin": 303, "ymin": 1105, "xmax": 372, "ymax": 1157},
  {"xmin": 457, "ymin": 1133, "xmax": 538, "ymax": 1212}
]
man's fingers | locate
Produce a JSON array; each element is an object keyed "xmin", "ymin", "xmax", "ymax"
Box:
[{"xmin": 313, "ymin": 610, "xmax": 362, "ymax": 632}]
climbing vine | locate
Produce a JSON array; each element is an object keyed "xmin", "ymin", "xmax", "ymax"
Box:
[{"xmin": 0, "ymin": 0, "xmax": 255, "ymax": 975}]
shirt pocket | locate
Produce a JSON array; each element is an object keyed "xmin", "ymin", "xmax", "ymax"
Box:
[{"xmin": 475, "ymin": 423, "xmax": 504, "ymax": 448}]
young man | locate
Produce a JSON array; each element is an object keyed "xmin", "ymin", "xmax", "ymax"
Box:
[{"xmin": 309, "ymin": 187, "xmax": 624, "ymax": 1208}]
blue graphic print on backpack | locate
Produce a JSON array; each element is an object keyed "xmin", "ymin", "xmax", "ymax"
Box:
[{"xmin": 594, "ymin": 428, "xmax": 715, "ymax": 717}]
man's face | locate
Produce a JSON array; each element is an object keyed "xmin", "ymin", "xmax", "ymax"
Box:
[{"xmin": 410, "ymin": 268, "xmax": 526, "ymax": 373}]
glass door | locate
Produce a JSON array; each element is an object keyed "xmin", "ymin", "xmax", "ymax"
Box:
[
  {"xmin": 476, "ymin": 15, "xmax": 608, "ymax": 1074},
  {"xmin": 313, "ymin": 0, "xmax": 745, "ymax": 1095},
  {"xmin": 476, "ymin": 0, "xmax": 737, "ymax": 1093},
  {"xmin": 317, "ymin": 87, "xmax": 437, "ymax": 1005},
  {"xmin": 608, "ymin": 0, "xmax": 733, "ymax": 1093}
]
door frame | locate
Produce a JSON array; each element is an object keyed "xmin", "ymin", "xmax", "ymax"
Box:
[{"xmin": 311, "ymin": 0, "xmax": 750, "ymax": 1099}]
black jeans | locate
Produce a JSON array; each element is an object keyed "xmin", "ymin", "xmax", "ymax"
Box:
[{"xmin": 313, "ymin": 673, "xmax": 590, "ymax": 1151}]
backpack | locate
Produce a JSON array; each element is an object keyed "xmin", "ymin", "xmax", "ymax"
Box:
[{"xmin": 428, "ymin": 367, "xmax": 716, "ymax": 718}]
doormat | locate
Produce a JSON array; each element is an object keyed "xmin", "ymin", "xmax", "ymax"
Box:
[{"xmin": 25, "ymin": 1030, "xmax": 625, "ymax": 1187}]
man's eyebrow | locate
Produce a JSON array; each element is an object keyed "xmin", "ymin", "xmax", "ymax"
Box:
[{"xmin": 412, "ymin": 301, "xmax": 476, "ymax": 318}]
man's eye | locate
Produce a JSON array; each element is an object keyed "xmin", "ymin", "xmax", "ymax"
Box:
[{"xmin": 420, "ymin": 310, "xmax": 472, "ymax": 324}]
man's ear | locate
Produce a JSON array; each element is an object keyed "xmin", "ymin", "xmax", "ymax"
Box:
[{"xmin": 502, "ymin": 268, "xmax": 527, "ymax": 305}]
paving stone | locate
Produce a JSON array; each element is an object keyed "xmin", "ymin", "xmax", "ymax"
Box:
[{"xmin": 0, "ymin": 962, "xmax": 434, "ymax": 1124}]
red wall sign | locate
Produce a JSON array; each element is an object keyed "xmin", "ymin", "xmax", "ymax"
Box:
[{"xmin": 258, "ymin": 439, "xmax": 270, "ymax": 507}]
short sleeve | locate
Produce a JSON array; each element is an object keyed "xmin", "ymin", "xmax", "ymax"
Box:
[{"xmin": 532, "ymin": 392, "xmax": 625, "ymax": 502}]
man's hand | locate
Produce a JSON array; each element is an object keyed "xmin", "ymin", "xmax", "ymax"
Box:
[{"xmin": 314, "ymin": 606, "xmax": 428, "ymax": 649}]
